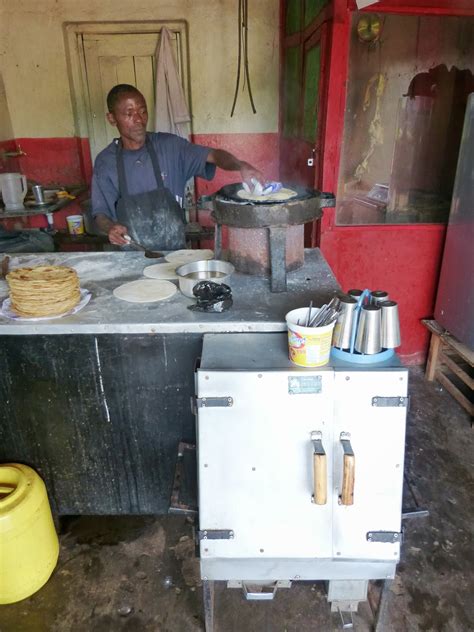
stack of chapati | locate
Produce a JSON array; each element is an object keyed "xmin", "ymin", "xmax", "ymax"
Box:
[{"xmin": 6, "ymin": 265, "xmax": 80, "ymax": 317}]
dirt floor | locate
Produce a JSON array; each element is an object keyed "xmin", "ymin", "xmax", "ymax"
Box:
[{"xmin": 0, "ymin": 368, "xmax": 472, "ymax": 632}]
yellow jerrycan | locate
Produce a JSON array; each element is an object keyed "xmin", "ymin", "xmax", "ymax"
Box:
[{"xmin": 0, "ymin": 463, "xmax": 59, "ymax": 604}]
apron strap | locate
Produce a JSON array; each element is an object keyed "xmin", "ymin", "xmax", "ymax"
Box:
[
  {"xmin": 116, "ymin": 140, "xmax": 129, "ymax": 199},
  {"xmin": 115, "ymin": 135, "xmax": 165, "ymax": 198},
  {"xmin": 146, "ymin": 136, "xmax": 165, "ymax": 191}
]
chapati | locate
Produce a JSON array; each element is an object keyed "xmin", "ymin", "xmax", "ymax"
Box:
[
  {"xmin": 143, "ymin": 263, "xmax": 179, "ymax": 280},
  {"xmin": 113, "ymin": 279, "xmax": 177, "ymax": 303},
  {"xmin": 6, "ymin": 265, "xmax": 80, "ymax": 317},
  {"xmin": 165, "ymin": 249, "xmax": 214, "ymax": 265},
  {"xmin": 236, "ymin": 187, "xmax": 298, "ymax": 202}
]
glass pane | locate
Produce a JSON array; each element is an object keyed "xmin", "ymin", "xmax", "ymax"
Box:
[
  {"xmin": 336, "ymin": 14, "xmax": 474, "ymax": 225},
  {"xmin": 303, "ymin": 43, "xmax": 321, "ymax": 142},
  {"xmin": 304, "ymin": 0, "xmax": 328, "ymax": 28},
  {"xmin": 283, "ymin": 46, "xmax": 301, "ymax": 137},
  {"xmin": 286, "ymin": 0, "xmax": 302, "ymax": 35}
]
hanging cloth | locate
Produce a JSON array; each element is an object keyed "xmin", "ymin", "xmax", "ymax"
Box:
[{"xmin": 154, "ymin": 27, "xmax": 191, "ymax": 138}]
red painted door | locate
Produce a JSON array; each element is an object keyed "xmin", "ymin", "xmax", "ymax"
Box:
[{"xmin": 281, "ymin": 20, "xmax": 329, "ymax": 244}]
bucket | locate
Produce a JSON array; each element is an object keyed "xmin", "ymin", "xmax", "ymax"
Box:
[
  {"xmin": 0, "ymin": 463, "xmax": 59, "ymax": 604},
  {"xmin": 286, "ymin": 307, "xmax": 336, "ymax": 367}
]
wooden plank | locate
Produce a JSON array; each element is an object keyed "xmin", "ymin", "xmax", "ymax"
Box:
[
  {"xmin": 422, "ymin": 319, "xmax": 474, "ymax": 366},
  {"xmin": 441, "ymin": 351, "xmax": 474, "ymax": 390},
  {"xmin": 134, "ymin": 55, "xmax": 155, "ymax": 132},
  {"xmin": 425, "ymin": 328, "xmax": 442, "ymax": 381},
  {"xmin": 436, "ymin": 369, "xmax": 474, "ymax": 417}
]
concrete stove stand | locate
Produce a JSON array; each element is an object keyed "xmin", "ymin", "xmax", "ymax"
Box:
[{"xmin": 213, "ymin": 191, "xmax": 335, "ymax": 292}]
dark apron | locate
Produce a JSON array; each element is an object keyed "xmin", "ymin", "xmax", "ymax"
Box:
[{"xmin": 115, "ymin": 137, "xmax": 186, "ymax": 250}]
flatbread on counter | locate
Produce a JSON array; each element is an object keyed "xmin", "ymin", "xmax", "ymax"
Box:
[
  {"xmin": 6, "ymin": 265, "xmax": 81, "ymax": 317},
  {"xmin": 236, "ymin": 187, "xmax": 298, "ymax": 202},
  {"xmin": 165, "ymin": 249, "xmax": 214, "ymax": 265},
  {"xmin": 113, "ymin": 279, "xmax": 177, "ymax": 303},
  {"xmin": 143, "ymin": 262, "xmax": 179, "ymax": 280}
]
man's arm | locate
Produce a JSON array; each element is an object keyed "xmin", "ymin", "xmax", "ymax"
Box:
[
  {"xmin": 94, "ymin": 213, "xmax": 129, "ymax": 245},
  {"xmin": 207, "ymin": 149, "xmax": 264, "ymax": 185}
]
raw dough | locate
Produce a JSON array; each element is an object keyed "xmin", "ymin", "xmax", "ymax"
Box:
[
  {"xmin": 143, "ymin": 262, "xmax": 178, "ymax": 280},
  {"xmin": 113, "ymin": 279, "xmax": 177, "ymax": 303},
  {"xmin": 236, "ymin": 187, "xmax": 298, "ymax": 202},
  {"xmin": 165, "ymin": 249, "xmax": 214, "ymax": 265}
]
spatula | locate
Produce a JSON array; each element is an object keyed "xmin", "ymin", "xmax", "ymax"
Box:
[{"xmin": 124, "ymin": 235, "xmax": 163, "ymax": 258}]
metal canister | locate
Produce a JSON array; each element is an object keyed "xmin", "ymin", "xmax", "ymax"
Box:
[
  {"xmin": 355, "ymin": 304, "xmax": 382, "ymax": 354},
  {"xmin": 381, "ymin": 300, "xmax": 401, "ymax": 348},
  {"xmin": 371, "ymin": 290, "xmax": 390, "ymax": 305},
  {"xmin": 332, "ymin": 295, "xmax": 358, "ymax": 349}
]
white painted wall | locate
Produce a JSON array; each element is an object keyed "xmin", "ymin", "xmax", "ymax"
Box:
[{"xmin": 0, "ymin": 0, "xmax": 279, "ymax": 138}]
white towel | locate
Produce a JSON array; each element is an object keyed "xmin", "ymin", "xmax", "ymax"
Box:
[{"xmin": 154, "ymin": 27, "xmax": 191, "ymax": 138}]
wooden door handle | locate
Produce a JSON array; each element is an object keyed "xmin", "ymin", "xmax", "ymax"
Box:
[
  {"xmin": 311, "ymin": 431, "xmax": 327, "ymax": 505},
  {"xmin": 340, "ymin": 432, "xmax": 355, "ymax": 506}
]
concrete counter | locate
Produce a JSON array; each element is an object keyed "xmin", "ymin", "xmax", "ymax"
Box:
[{"xmin": 0, "ymin": 249, "xmax": 339, "ymax": 334}]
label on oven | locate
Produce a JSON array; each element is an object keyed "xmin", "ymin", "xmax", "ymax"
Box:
[{"xmin": 288, "ymin": 375, "xmax": 322, "ymax": 395}]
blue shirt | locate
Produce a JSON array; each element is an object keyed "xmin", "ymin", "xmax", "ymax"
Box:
[{"xmin": 91, "ymin": 132, "xmax": 216, "ymax": 220}]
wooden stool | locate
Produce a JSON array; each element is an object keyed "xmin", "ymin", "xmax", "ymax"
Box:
[{"xmin": 423, "ymin": 319, "xmax": 473, "ymax": 418}]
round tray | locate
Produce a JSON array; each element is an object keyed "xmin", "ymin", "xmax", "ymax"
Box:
[
  {"xmin": 216, "ymin": 183, "xmax": 319, "ymax": 205},
  {"xmin": 331, "ymin": 347, "xmax": 395, "ymax": 364}
]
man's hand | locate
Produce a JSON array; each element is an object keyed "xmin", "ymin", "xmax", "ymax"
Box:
[
  {"xmin": 108, "ymin": 223, "xmax": 129, "ymax": 245},
  {"xmin": 94, "ymin": 214, "xmax": 129, "ymax": 245},
  {"xmin": 207, "ymin": 149, "xmax": 264, "ymax": 186},
  {"xmin": 239, "ymin": 161, "xmax": 264, "ymax": 187}
]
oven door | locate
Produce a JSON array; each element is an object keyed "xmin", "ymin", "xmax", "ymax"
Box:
[
  {"xmin": 332, "ymin": 369, "xmax": 408, "ymax": 562},
  {"xmin": 196, "ymin": 368, "xmax": 335, "ymax": 562}
]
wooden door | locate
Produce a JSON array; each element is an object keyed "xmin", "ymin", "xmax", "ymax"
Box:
[
  {"xmin": 82, "ymin": 32, "xmax": 183, "ymax": 161},
  {"xmin": 281, "ymin": 25, "xmax": 327, "ymax": 190},
  {"xmin": 281, "ymin": 24, "xmax": 328, "ymax": 245}
]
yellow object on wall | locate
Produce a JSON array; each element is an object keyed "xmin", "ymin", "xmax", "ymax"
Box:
[{"xmin": 0, "ymin": 463, "xmax": 59, "ymax": 604}]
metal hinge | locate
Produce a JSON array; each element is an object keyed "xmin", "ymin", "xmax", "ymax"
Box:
[
  {"xmin": 195, "ymin": 396, "xmax": 233, "ymax": 409},
  {"xmin": 198, "ymin": 529, "xmax": 234, "ymax": 541},
  {"xmin": 366, "ymin": 531, "xmax": 402, "ymax": 544},
  {"xmin": 371, "ymin": 396, "xmax": 409, "ymax": 408}
]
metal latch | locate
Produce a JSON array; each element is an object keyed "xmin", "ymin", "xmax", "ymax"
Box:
[
  {"xmin": 367, "ymin": 531, "xmax": 402, "ymax": 544},
  {"xmin": 371, "ymin": 396, "xmax": 409, "ymax": 407},
  {"xmin": 198, "ymin": 529, "xmax": 234, "ymax": 541},
  {"xmin": 195, "ymin": 396, "xmax": 233, "ymax": 409}
]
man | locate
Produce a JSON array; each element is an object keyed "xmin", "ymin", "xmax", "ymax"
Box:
[{"xmin": 91, "ymin": 84, "xmax": 263, "ymax": 250}]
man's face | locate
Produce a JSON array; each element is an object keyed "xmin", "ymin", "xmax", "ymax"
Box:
[{"xmin": 106, "ymin": 92, "xmax": 148, "ymax": 149}]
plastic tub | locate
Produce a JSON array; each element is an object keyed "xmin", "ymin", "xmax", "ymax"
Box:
[
  {"xmin": 286, "ymin": 307, "xmax": 336, "ymax": 367},
  {"xmin": 0, "ymin": 463, "xmax": 59, "ymax": 604}
]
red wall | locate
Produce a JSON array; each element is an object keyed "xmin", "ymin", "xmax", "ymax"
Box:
[{"xmin": 310, "ymin": 0, "xmax": 465, "ymax": 365}]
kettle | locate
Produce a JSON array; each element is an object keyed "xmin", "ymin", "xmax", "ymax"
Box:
[{"xmin": 0, "ymin": 172, "xmax": 28, "ymax": 210}]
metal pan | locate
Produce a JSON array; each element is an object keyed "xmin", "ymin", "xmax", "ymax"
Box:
[{"xmin": 216, "ymin": 182, "xmax": 320, "ymax": 205}]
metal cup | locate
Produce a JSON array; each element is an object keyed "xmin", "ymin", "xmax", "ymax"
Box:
[
  {"xmin": 32, "ymin": 185, "xmax": 45, "ymax": 204},
  {"xmin": 371, "ymin": 290, "xmax": 390, "ymax": 305},
  {"xmin": 381, "ymin": 300, "xmax": 401, "ymax": 348},
  {"xmin": 355, "ymin": 304, "xmax": 382, "ymax": 354},
  {"xmin": 348, "ymin": 288, "xmax": 363, "ymax": 300},
  {"xmin": 332, "ymin": 295, "xmax": 357, "ymax": 349}
]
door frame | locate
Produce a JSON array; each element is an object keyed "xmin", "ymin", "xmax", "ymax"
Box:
[{"xmin": 63, "ymin": 21, "xmax": 190, "ymax": 165}]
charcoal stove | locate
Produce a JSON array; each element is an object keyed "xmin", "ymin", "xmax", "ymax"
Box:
[{"xmin": 213, "ymin": 184, "xmax": 335, "ymax": 292}]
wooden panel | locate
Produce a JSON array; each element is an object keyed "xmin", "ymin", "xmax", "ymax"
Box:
[
  {"xmin": 286, "ymin": 0, "xmax": 302, "ymax": 35},
  {"xmin": 135, "ymin": 55, "xmax": 156, "ymax": 132},
  {"xmin": 283, "ymin": 46, "xmax": 301, "ymax": 137},
  {"xmin": 0, "ymin": 334, "xmax": 202, "ymax": 514},
  {"xmin": 304, "ymin": 0, "xmax": 329, "ymax": 27},
  {"xmin": 303, "ymin": 42, "xmax": 321, "ymax": 141}
]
